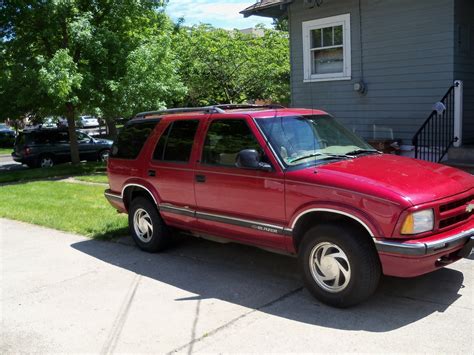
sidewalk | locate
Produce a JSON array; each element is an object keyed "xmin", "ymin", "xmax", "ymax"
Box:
[{"xmin": 1, "ymin": 218, "xmax": 473, "ymax": 353}]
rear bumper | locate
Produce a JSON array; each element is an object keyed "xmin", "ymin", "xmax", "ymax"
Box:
[
  {"xmin": 376, "ymin": 222, "xmax": 474, "ymax": 277},
  {"xmin": 104, "ymin": 189, "xmax": 126, "ymax": 213}
]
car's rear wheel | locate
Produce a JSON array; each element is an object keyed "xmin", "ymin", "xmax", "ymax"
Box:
[
  {"xmin": 129, "ymin": 197, "xmax": 170, "ymax": 252},
  {"xmin": 298, "ymin": 224, "xmax": 381, "ymax": 308},
  {"xmin": 38, "ymin": 154, "xmax": 54, "ymax": 168},
  {"xmin": 98, "ymin": 149, "xmax": 110, "ymax": 162}
]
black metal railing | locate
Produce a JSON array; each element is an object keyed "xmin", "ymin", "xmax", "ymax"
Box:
[{"xmin": 412, "ymin": 83, "xmax": 459, "ymax": 162}]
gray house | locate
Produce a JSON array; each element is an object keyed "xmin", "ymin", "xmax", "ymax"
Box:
[{"xmin": 242, "ymin": 0, "xmax": 474, "ymax": 163}]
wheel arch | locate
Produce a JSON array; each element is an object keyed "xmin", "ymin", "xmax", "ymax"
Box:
[
  {"xmin": 122, "ymin": 183, "xmax": 159, "ymax": 211},
  {"xmin": 291, "ymin": 208, "xmax": 378, "ymax": 253}
]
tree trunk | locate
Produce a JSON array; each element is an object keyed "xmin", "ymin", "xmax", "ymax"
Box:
[
  {"xmin": 105, "ymin": 117, "xmax": 118, "ymax": 141},
  {"xmin": 66, "ymin": 103, "xmax": 80, "ymax": 165}
]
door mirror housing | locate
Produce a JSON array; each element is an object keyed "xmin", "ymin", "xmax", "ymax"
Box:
[{"xmin": 236, "ymin": 149, "xmax": 272, "ymax": 172}]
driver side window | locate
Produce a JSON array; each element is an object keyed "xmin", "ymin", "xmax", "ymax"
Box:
[{"xmin": 202, "ymin": 119, "xmax": 263, "ymax": 167}]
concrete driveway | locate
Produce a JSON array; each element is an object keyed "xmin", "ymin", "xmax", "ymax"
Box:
[
  {"xmin": 0, "ymin": 154, "xmax": 26, "ymax": 172},
  {"xmin": 1, "ymin": 218, "xmax": 473, "ymax": 353}
]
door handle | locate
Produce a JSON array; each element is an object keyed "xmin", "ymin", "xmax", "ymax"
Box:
[
  {"xmin": 195, "ymin": 174, "xmax": 206, "ymax": 183},
  {"xmin": 148, "ymin": 169, "xmax": 156, "ymax": 177}
]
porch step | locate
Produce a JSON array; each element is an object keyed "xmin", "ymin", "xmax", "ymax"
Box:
[
  {"xmin": 445, "ymin": 145, "xmax": 474, "ymax": 174},
  {"xmin": 448, "ymin": 145, "xmax": 474, "ymax": 161},
  {"xmin": 443, "ymin": 160, "xmax": 474, "ymax": 174}
]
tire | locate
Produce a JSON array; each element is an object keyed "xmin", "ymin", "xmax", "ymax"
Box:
[
  {"xmin": 129, "ymin": 196, "xmax": 170, "ymax": 252},
  {"xmin": 97, "ymin": 149, "xmax": 110, "ymax": 162},
  {"xmin": 38, "ymin": 154, "xmax": 55, "ymax": 168},
  {"xmin": 298, "ymin": 224, "xmax": 381, "ymax": 308}
]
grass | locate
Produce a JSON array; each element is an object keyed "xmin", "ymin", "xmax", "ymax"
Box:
[
  {"xmin": 0, "ymin": 180, "xmax": 128, "ymax": 239},
  {"xmin": 0, "ymin": 162, "xmax": 106, "ymax": 184},
  {"xmin": 74, "ymin": 174, "xmax": 109, "ymax": 184},
  {"xmin": 0, "ymin": 147, "xmax": 13, "ymax": 155}
]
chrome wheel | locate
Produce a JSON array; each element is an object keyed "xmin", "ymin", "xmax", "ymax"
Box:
[
  {"xmin": 40, "ymin": 157, "xmax": 54, "ymax": 168},
  {"xmin": 99, "ymin": 150, "xmax": 109, "ymax": 162},
  {"xmin": 309, "ymin": 242, "xmax": 351, "ymax": 293},
  {"xmin": 133, "ymin": 208, "xmax": 153, "ymax": 243}
]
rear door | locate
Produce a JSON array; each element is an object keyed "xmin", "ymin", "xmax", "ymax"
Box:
[
  {"xmin": 147, "ymin": 117, "xmax": 203, "ymax": 229},
  {"xmin": 193, "ymin": 116, "xmax": 287, "ymax": 250}
]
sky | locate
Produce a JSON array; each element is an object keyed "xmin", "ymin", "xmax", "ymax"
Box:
[{"xmin": 165, "ymin": 0, "xmax": 274, "ymax": 30}]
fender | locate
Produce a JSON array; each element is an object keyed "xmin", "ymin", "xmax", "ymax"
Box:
[
  {"xmin": 121, "ymin": 178, "xmax": 162, "ymax": 207},
  {"xmin": 289, "ymin": 201, "xmax": 382, "ymax": 239}
]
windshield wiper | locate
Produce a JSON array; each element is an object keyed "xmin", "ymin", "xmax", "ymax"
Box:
[
  {"xmin": 288, "ymin": 152, "xmax": 350, "ymax": 163},
  {"xmin": 344, "ymin": 149, "xmax": 380, "ymax": 156}
]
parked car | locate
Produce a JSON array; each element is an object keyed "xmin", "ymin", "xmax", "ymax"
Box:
[
  {"xmin": 0, "ymin": 123, "xmax": 15, "ymax": 148},
  {"xmin": 12, "ymin": 128, "xmax": 113, "ymax": 168},
  {"xmin": 77, "ymin": 115, "xmax": 99, "ymax": 128},
  {"xmin": 104, "ymin": 105, "xmax": 474, "ymax": 307}
]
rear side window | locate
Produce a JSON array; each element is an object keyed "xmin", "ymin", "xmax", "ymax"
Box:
[
  {"xmin": 153, "ymin": 120, "xmax": 199, "ymax": 163},
  {"xmin": 111, "ymin": 121, "xmax": 157, "ymax": 159}
]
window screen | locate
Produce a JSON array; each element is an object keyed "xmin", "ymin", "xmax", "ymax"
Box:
[
  {"xmin": 202, "ymin": 119, "xmax": 261, "ymax": 167},
  {"xmin": 153, "ymin": 120, "xmax": 199, "ymax": 163},
  {"xmin": 111, "ymin": 121, "xmax": 157, "ymax": 159}
]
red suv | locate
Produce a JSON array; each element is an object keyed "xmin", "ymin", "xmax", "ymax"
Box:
[{"xmin": 105, "ymin": 105, "xmax": 474, "ymax": 307}]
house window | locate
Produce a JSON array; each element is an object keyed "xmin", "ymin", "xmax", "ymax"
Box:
[{"xmin": 302, "ymin": 14, "xmax": 351, "ymax": 82}]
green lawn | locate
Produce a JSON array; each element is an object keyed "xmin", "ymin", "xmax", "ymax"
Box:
[
  {"xmin": 0, "ymin": 162, "xmax": 106, "ymax": 184},
  {"xmin": 0, "ymin": 181, "xmax": 128, "ymax": 239},
  {"xmin": 0, "ymin": 147, "xmax": 13, "ymax": 155},
  {"xmin": 74, "ymin": 174, "xmax": 109, "ymax": 184}
]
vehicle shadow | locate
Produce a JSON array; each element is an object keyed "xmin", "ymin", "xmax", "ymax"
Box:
[{"xmin": 71, "ymin": 234, "xmax": 465, "ymax": 332}]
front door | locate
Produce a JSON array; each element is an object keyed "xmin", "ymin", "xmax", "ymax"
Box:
[{"xmin": 194, "ymin": 117, "xmax": 287, "ymax": 250}]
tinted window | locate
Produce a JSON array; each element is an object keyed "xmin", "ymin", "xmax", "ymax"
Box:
[
  {"xmin": 111, "ymin": 121, "xmax": 157, "ymax": 159},
  {"xmin": 153, "ymin": 120, "xmax": 199, "ymax": 163},
  {"xmin": 76, "ymin": 131, "xmax": 90, "ymax": 142},
  {"xmin": 202, "ymin": 119, "xmax": 261, "ymax": 167}
]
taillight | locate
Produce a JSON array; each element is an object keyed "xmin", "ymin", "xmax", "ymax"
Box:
[{"xmin": 24, "ymin": 146, "xmax": 31, "ymax": 155}]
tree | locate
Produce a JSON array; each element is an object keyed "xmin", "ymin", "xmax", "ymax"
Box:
[
  {"xmin": 0, "ymin": 0, "xmax": 182, "ymax": 162},
  {"xmin": 173, "ymin": 24, "xmax": 290, "ymax": 107}
]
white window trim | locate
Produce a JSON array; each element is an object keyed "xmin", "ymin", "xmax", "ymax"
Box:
[{"xmin": 302, "ymin": 14, "xmax": 352, "ymax": 83}]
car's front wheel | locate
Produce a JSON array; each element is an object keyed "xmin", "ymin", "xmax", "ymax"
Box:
[
  {"xmin": 129, "ymin": 197, "xmax": 170, "ymax": 252},
  {"xmin": 298, "ymin": 224, "xmax": 381, "ymax": 307},
  {"xmin": 98, "ymin": 149, "xmax": 110, "ymax": 162}
]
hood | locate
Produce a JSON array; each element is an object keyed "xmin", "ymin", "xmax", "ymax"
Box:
[
  {"xmin": 94, "ymin": 138, "xmax": 113, "ymax": 145},
  {"xmin": 293, "ymin": 154, "xmax": 474, "ymax": 206}
]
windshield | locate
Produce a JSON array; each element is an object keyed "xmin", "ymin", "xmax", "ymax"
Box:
[{"xmin": 256, "ymin": 115, "xmax": 376, "ymax": 167}]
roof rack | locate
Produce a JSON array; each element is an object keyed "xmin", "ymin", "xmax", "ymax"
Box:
[
  {"xmin": 134, "ymin": 106, "xmax": 224, "ymax": 119},
  {"xmin": 133, "ymin": 104, "xmax": 286, "ymax": 119},
  {"xmin": 213, "ymin": 104, "xmax": 286, "ymax": 110}
]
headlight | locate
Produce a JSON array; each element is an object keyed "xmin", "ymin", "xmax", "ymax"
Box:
[{"xmin": 401, "ymin": 209, "xmax": 434, "ymax": 235}]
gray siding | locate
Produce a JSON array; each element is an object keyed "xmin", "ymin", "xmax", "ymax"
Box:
[
  {"xmin": 454, "ymin": 0, "xmax": 474, "ymax": 144},
  {"xmin": 289, "ymin": 0, "xmax": 455, "ymax": 143}
]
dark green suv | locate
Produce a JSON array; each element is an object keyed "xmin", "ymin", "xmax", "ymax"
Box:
[{"xmin": 12, "ymin": 128, "xmax": 113, "ymax": 168}]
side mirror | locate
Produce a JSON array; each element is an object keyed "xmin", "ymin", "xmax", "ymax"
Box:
[{"xmin": 235, "ymin": 149, "xmax": 272, "ymax": 172}]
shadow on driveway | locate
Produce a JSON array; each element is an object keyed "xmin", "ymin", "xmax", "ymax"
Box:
[{"xmin": 71, "ymin": 234, "xmax": 465, "ymax": 333}]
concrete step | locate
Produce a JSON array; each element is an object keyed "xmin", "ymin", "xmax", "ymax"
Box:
[
  {"xmin": 448, "ymin": 145, "xmax": 474, "ymax": 161},
  {"xmin": 443, "ymin": 159, "xmax": 474, "ymax": 174}
]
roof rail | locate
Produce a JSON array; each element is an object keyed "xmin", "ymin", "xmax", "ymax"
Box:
[
  {"xmin": 213, "ymin": 104, "xmax": 286, "ymax": 110},
  {"xmin": 134, "ymin": 106, "xmax": 225, "ymax": 119}
]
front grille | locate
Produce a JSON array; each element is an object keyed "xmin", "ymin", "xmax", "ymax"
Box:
[
  {"xmin": 439, "ymin": 194, "xmax": 473, "ymax": 229},
  {"xmin": 439, "ymin": 195, "xmax": 473, "ymax": 212}
]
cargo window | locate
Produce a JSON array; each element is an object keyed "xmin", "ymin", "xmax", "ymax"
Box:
[
  {"xmin": 153, "ymin": 120, "xmax": 199, "ymax": 163},
  {"xmin": 111, "ymin": 121, "xmax": 157, "ymax": 159}
]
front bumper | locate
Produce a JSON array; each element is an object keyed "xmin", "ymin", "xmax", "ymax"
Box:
[
  {"xmin": 375, "ymin": 227, "xmax": 474, "ymax": 256},
  {"xmin": 375, "ymin": 221, "xmax": 474, "ymax": 277}
]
